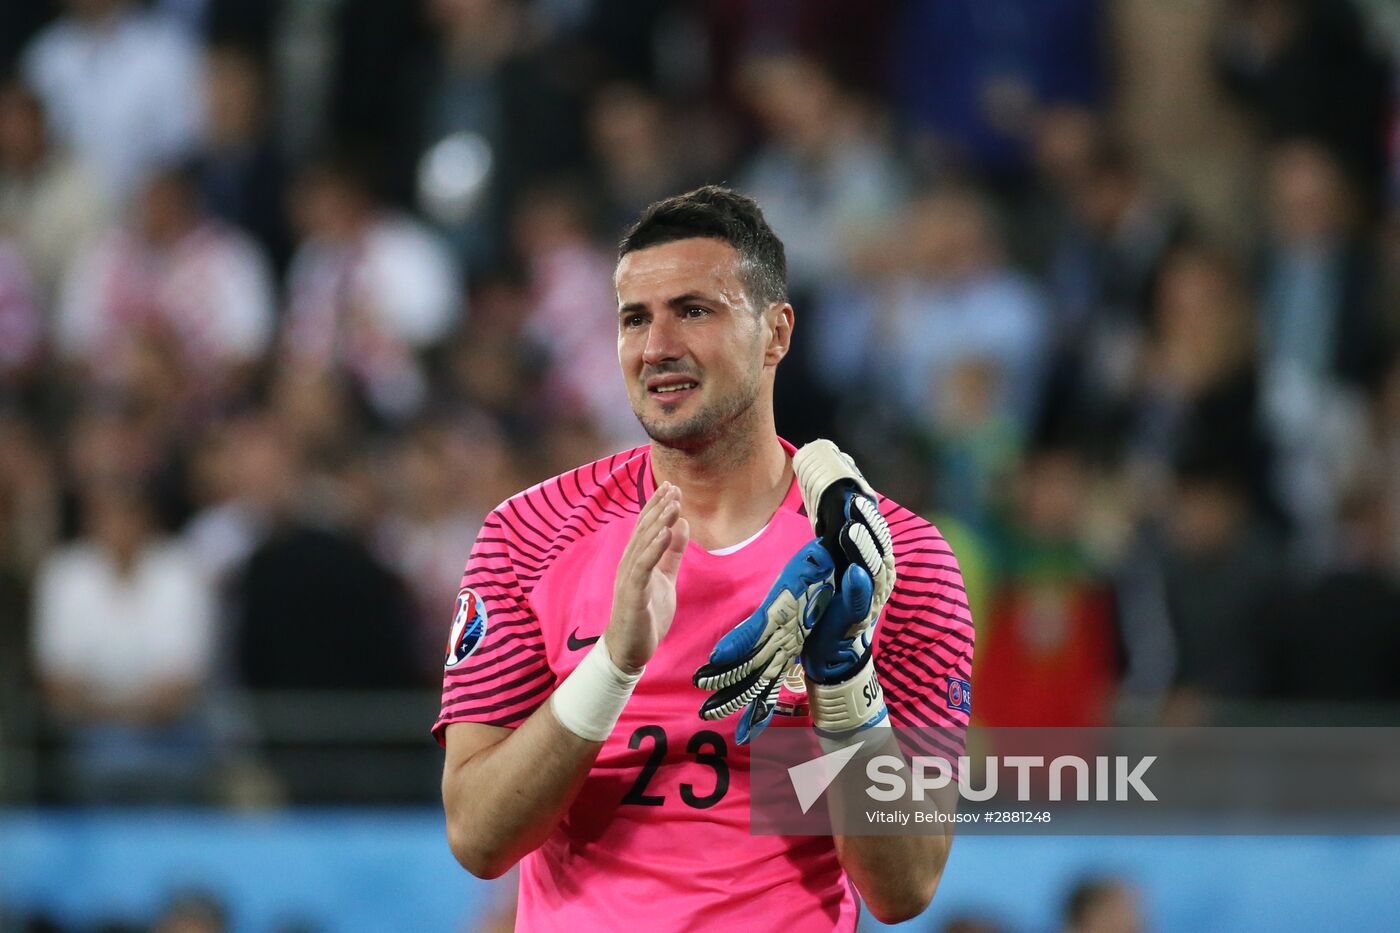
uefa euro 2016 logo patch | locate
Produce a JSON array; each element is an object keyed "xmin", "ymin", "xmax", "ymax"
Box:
[
  {"xmin": 946, "ymin": 676, "xmax": 971, "ymax": 713},
  {"xmin": 445, "ymin": 588, "xmax": 488, "ymax": 669}
]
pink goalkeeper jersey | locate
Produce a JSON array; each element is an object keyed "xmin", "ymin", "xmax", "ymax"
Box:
[{"xmin": 434, "ymin": 441, "xmax": 974, "ymax": 933}]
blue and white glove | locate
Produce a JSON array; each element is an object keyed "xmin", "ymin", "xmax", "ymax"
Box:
[
  {"xmin": 794, "ymin": 440, "xmax": 895, "ymax": 738},
  {"xmin": 693, "ymin": 540, "xmax": 835, "ymax": 744}
]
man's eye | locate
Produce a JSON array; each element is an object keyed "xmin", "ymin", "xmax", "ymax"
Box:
[
  {"xmin": 623, "ymin": 315, "xmax": 646, "ymax": 328},
  {"xmin": 684, "ymin": 306, "xmax": 709, "ymax": 318}
]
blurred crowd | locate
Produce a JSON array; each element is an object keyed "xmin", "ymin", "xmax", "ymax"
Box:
[
  {"xmin": 936, "ymin": 875, "xmax": 1144, "ymax": 933},
  {"xmin": 0, "ymin": 0, "xmax": 1397, "ymax": 805}
]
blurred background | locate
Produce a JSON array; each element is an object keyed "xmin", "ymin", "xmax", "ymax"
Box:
[{"xmin": 0, "ymin": 0, "xmax": 1398, "ymax": 930}]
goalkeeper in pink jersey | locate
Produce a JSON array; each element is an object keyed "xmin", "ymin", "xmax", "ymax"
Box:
[{"xmin": 436, "ymin": 186, "xmax": 974, "ymax": 932}]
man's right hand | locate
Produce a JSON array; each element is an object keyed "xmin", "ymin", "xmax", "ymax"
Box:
[
  {"xmin": 603, "ymin": 481, "xmax": 689, "ymax": 674},
  {"xmin": 692, "ymin": 539, "xmax": 836, "ymax": 743}
]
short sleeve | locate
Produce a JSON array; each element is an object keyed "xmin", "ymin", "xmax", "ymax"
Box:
[
  {"xmin": 432, "ymin": 509, "xmax": 555, "ymax": 744},
  {"xmin": 874, "ymin": 516, "xmax": 975, "ymax": 760}
]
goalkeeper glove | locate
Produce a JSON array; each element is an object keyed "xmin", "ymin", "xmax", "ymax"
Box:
[
  {"xmin": 693, "ymin": 540, "xmax": 835, "ymax": 744},
  {"xmin": 793, "ymin": 439, "xmax": 895, "ymax": 736}
]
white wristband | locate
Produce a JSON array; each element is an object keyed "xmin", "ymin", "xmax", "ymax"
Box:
[
  {"xmin": 810, "ymin": 661, "xmax": 889, "ymax": 745},
  {"xmin": 550, "ymin": 637, "xmax": 642, "ymax": 742}
]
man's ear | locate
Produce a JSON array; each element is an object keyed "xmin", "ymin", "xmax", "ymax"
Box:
[{"xmin": 764, "ymin": 303, "xmax": 794, "ymax": 366}]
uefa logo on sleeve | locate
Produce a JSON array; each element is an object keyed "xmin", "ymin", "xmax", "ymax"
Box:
[
  {"xmin": 445, "ymin": 588, "xmax": 488, "ymax": 669},
  {"xmin": 946, "ymin": 676, "xmax": 971, "ymax": 713}
]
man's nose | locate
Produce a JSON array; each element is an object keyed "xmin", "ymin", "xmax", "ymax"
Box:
[{"xmin": 641, "ymin": 314, "xmax": 684, "ymax": 365}]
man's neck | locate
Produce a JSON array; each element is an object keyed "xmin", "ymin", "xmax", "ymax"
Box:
[{"xmin": 650, "ymin": 421, "xmax": 791, "ymax": 552}]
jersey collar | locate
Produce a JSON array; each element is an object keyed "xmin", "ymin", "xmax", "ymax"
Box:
[{"xmin": 636, "ymin": 436, "xmax": 805, "ymax": 515}]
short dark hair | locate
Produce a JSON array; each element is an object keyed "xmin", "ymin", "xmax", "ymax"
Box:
[{"xmin": 619, "ymin": 185, "xmax": 787, "ymax": 309}]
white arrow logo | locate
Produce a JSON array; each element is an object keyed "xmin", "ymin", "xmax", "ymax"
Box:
[{"xmin": 787, "ymin": 741, "xmax": 865, "ymax": 814}]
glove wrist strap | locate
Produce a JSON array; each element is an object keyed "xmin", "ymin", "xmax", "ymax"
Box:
[
  {"xmin": 809, "ymin": 655, "xmax": 888, "ymax": 739},
  {"xmin": 793, "ymin": 440, "xmax": 876, "ymax": 531},
  {"xmin": 551, "ymin": 637, "xmax": 642, "ymax": 742}
]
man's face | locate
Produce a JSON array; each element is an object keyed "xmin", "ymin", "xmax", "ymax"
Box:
[{"xmin": 615, "ymin": 238, "xmax": 776, "ymax": 451}]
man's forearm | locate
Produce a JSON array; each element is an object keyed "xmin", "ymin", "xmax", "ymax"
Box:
[
  {"xmin": 835, "ymin": 833, "xmax": 951, "ymax": 924},
  {"xmin": 442, "ymin": 704, "xmax": 603, "ymax": 879},
  {"xmin": 443, "ymin": 485, "xmax": 685, "ymax": 880},
  {"xmin": 444, "ymin": 636, "xmax": 647, "ymax": 878},
  {"xmin": 826, "ymin": 728, "xmax": 953, "ymax": 924}
]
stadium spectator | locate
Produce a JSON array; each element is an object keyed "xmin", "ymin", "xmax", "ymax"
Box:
[
  {"xmin": 1259, "ymin": 139, "xmax": 1384, "ymax": 388},
  {"xmin": 0, "ymin": 78, "xmax": 109, "ymax": 302},
  {"xmin": 0, "ymin": 240, "xmax": 41, "ymax": 389},
  {"xmin": 736, "ymin": 51, "xmax": 908, "ymax": 296},
  {"xmin": 1124, "ymin": 245, "xmax": 1277, "ymax": 526},
  {"xmin": 31, "ymin": 474, "xmax": 217, "ymax": 801},
  {"xmin": 439, "ymin": 266, "xmax": 541, "ymax": 430},
  {"xmin": 182, "ymin": 413, "xmax": 296, "ymax": 590},
  {"xmin": 1255, "ymin": 140, "xmax": 1378, "ymax": 561},
  {"xmin": 880, "ymin": 188, "xmax": 1049, "ymax": 448},
  {"xmin": 353, "ymin": 0, "xmax": 588, "ymax": 269},
  {"xmin": 151, "ymin": 889, "xmax": 228, "ymax": 933},
  {"xmin": 1039, "ymin": 138, "xmax": 1191, "ymax": 459},
  {"xmin": 0, "ymin": 416, "xmax": 58, "ymax": 770},
  {"xmin": 230, "ymin": 421, "xmax": 418, "ymax": 692},
  {"xmin": 0, "ymin": 415, "xmax": 59, "ymax": 579},
  {"xmin": 918, "ymin": 357, "xmax": 1026, "ymax": 532},
  {"xmin": 373, "ymin": 416, "xmax": 499, "ymax": 678},
  {"xmin": 1159, "ymin": 451, "xmax": 1284, "ymax": 713},
  {"xmin": 513, "ymin": 183, "xmax": 644, "ymax": 448},
  {"xmin": 1374, "ymin": 351, "xmax": 1400, "ymax": 569},
  {"xmin": 1215, "ymin": 0, "xmax": 1394, "ymax": 205},
  {"xmin": 1112, "ymin": 250, "xmax": 1281, "ymax": 705},
  {"xmin": 262, "ymin": 367, "xmax": 369, "ymax": 481},
  {"xmin": 973, "ymin": 442, "xmax": 1121, "ymax": 727},
  {"xmin": 282, "ymin": 157, "xmax": 461, "ymax": 424},
  {"xmin": 585, "ymin": 83, "xmax": 697, "ymax": 237},
  {"xmin": 702, "ymin": 0, "xmax": 900, "ymax": 102},
  {"xmin": 940, "ymin": 913, "xmax": 1008, "ymax": 930},
  {"xmin": 1063, "ymin": 875, "xmax": 1144, "ymax": 933},
  {"xmin": 192, "ymin": 43, "xmax": 292, "ymax": 273},
  {"xmin": 1383, "ymin": 204, "xmax": 1400, "ymax": 337},
  {"xmin": 322, "ymin": 0, "xmax": 428, "ymax": 204},
  {"xmin": 21, "ymin": 0, "xmax": 202, "ymax": 204},
  {"xmin": 1111, "ymin": 0, "xmax": 1257, "ymax": 248},
  {"xmin": 890, "ymin": 0, "xmax": 1106, "ymax": 183},
  {"xmin": 63, "ymin": 398, "xmax": 199, "ymax": 532},
  {"xmin": 940, "ymin": 918, "xmax": 1010, "ymax": 933},
  {"xmin": 233, "ymin": 517, "xmax": 420, "ymax": 692},
  {"xmin": 0, "ymin": 1, "xmax": 58, "ymax": 73},
  {"xmin": 202, "ymin": 0, "xmax": 281, "ymax": 57},
  {"xmin": 1258, "ymin": 483, "xmax": 1400, "ymax": 701},
  {"xmin": 54, "ymin": 164, "xmax": 276, "ymax": 410},
  {"xmin": 1015, "ymin": 104, "xmax": 1104, "ymax": 273},
  {"xmin": 728, "ymin": 51, "xmax": 912, "ymax": 443},
  {"xmin": 1054, "ymin": 137, "xmax": 1191, "ymax": 329}
]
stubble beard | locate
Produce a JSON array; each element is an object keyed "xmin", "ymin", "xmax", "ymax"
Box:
[{"xmin": 634, "ymin": 367, "xmax": 763, "ymax": 456}]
